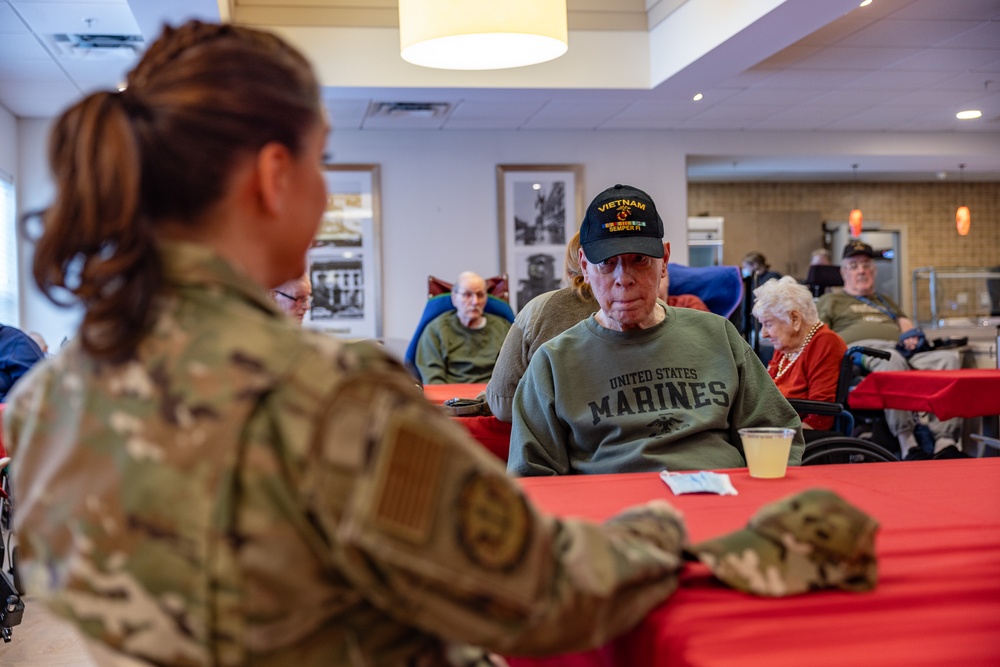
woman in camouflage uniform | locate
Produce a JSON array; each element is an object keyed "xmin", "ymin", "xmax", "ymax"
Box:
[{"xmin": 4, "ymin": 20, "xmax": 687, "ymax": 667}]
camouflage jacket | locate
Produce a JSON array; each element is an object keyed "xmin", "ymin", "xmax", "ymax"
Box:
[{"xmin": 5, "ymin": 241, "xmax": 686, "ymax": 666}]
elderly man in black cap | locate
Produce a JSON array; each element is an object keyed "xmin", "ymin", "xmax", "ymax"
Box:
[
  {"xmin": 507, "ymin": 184, "xmax": 803, "ymax": 477},
  {"xmin": 817, "ymin": 240, "xmax": 964, "ymax": 460}
]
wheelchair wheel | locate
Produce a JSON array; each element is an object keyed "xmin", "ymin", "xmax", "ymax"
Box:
[{"xmin": 802, "ymin": 436, "xmax": 898, "ymax": 465}]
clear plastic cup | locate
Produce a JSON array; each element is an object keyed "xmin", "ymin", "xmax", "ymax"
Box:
[{"xmin": 739, "ymin": 427, "xmax": 796, "ymax": 479}]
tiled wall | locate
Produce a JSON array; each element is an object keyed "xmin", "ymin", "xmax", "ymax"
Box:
[
  {"xmin": 689, "ymin": 181, "xmax": 1000, "ymax": 322},
  {"xmin": 689, "ymin": 181, "xmax": 999, "ymax": 269}
]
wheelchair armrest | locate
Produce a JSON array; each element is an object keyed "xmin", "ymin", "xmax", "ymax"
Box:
[
  {"xmin": 786, "ymin": 399, "xmax": 846, "ymax": 417},
  {"xmin": 848, "ymin": 345, "xmax": 891, "ymax": 361}
]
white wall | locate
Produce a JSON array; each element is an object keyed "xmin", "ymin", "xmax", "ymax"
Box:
[
  {"xmin": 17, "ymin": 117, "xmax": 82, "ymax": 350},
  {"xmin": 325, "ymin": 129, "xmax": 689, "ymax": 344},
  {"xmin": 0, "ymin": 106, "xmax": 15, "ymax": 178},
  {"xmin": 15, "ymin": 124, "xmax": 1000, "ymax": 346},
  {"xmin": 1, "ymin": 105, "xmax": 19, "ymax": 328}
]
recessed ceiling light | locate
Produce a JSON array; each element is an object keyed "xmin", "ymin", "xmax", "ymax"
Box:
[
  {"xmin": 956, "ymin": 110, "xmax": 982, "ymax": 120},
  {"xmin": 693, "ymin": 93, "xmax": 703, "ymax": 101},
  {"xmin": 859, "ymin": 0, "xmax": 873, "ymax": 7}
]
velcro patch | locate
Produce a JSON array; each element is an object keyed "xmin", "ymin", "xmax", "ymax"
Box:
[
  {"xmin": 372, "ymin": 417, "xmax": 445, "ymax": 544},
  {"xmin": 455, "ymin": 472, "xmax": 531, "ymax": 572}
]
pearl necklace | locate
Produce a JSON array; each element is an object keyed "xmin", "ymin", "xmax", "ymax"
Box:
[{"xmin": 774, "ymin": 322, "xmax": 823, "ymax": 380}]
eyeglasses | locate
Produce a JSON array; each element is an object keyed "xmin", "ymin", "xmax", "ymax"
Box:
[
  {"xmin": 274, "ymin": 290, "xmax": 311, "ymax": 305},
  {"xmin": 842, "ymin": 261, "xmax": 875, "ymax": 272},
  {"xmin": 456, "ymin": 290, "xmax": 487, "ymax": 300}
]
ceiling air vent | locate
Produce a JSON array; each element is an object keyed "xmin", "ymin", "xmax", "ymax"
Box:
[
  {"xmin": 367, "ymin": 102, "xmax": 452, "ymax": 119},
  {"xmin": 50, "ymin": 34, "xmax": 144, "ymax": 59}
]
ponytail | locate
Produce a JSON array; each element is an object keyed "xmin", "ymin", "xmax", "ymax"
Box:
[{"xmin": 34, "ymin": 91, "xmax": 160, "ymax": 361}]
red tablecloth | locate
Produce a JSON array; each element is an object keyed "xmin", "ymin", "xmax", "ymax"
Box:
[
  {"xmin": 508, "ymin": 459, "xmax": 1000, "ymax": 667},
  {"xmin": 422, "ymin": 383, "xmax": 488, "ymax": 405},
  {"xmin": 422, "ymin": 383, "xmax": 512, "ymax": 462},
  {"xmin": 848, "ymin": 369, "xmax": 1000, "ymax": 420},
  {"xmin": 457, "ymin": 415, "xmax": 511, "ymax": 462}
]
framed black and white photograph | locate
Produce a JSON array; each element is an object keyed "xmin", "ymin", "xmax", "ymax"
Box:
[
  {"xmin": 305, "ymin": 164, "xmax": 382, "ymax": 339},
  {"xmin": 497, "ymin": 164, "xmax": 583, "ymax": 312}
]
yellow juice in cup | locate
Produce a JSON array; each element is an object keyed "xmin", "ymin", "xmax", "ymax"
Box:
[{"xmin": 739, "ymin": 428, "xmax": 795, "ymax": 479}]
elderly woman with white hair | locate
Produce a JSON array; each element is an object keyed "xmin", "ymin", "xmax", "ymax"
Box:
[{"xmin": 753, "ymin": 276, "xmax": 847, "ymax": 430}]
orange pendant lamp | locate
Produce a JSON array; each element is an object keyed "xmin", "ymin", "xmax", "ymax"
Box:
[
  {"xmin": 955, "ymin": 164, "xmax": 971, "ymax": 236},
  {"xmin": 849, "ymin": 164, "xmax": 863, "ymax": 237}
]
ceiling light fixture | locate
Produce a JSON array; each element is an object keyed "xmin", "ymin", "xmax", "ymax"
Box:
[
  {"xmin": 849, "ymin": 164, "xmax": 863, "ymax": 237},
  {"xmin": 956, "ymin": 164, "xmax": 970, "ymax": 236},
  {"xmin": 859, "ymin": 0, "xmax": 873, "ymax": 7},
  {"xmin": 693, "ymin": 93, "xmax": 703, "ymax": 101},
  {"xmin": 398, "ymin": 0, "xmax": 568, "ymax": 70},
  {"xmin": 956, "ymin": 110, "xmax": 982, "ymax": 120}
]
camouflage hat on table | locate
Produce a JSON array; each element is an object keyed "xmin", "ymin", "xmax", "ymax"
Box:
[{"xmin": 687, "ymin": 488, "xmax": 879, "ymax": 597}]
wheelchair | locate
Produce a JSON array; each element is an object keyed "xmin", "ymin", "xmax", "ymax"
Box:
[
  {"xmin": 787, "ymin": 345, "xmax": 900, "ymax": 466},
  {"xmin": 0, "ymin": 432, "xmax": 25, "ymax": 642}
]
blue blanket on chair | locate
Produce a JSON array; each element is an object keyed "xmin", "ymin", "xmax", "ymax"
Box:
[{"xmin": 667, "ymin": 263, "xmax": 744, "ymax": 318}]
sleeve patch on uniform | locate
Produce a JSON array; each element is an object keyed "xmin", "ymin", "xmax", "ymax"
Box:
[
  {"xmin": 372, "ymin": 418, "xmax": 445, "ymax": 544},
  {"xmin": 455, "ymin": 472, "xmax": 531, "ymax": 572}
]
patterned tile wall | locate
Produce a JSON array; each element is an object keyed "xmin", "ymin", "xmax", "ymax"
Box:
[
  {"xmin": 689, "ymin": 181, "xmax": 1000, "ymax": 323},
  {"xmin": 688, "ymin": 181, "xmax": 999, "ymax": 270}
]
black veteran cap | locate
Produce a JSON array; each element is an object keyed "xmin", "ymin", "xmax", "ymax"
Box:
[
  {"xmin": 842, "ymin": 240, "xmax": 876, "ymax": 259},
  {"xmin": 687, "ymin": 488, "xmax": 879, "ymax": 597},
  {"xmin": 580, "ymin": 184, "xmax": 665, "ymax": 263}
]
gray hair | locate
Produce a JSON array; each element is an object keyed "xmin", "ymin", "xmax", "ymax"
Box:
[{"xmin": 752, "ymin": 275, "xmax": 818, "ymax": 325}]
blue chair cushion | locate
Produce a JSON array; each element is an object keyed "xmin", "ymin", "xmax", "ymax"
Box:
[{"xmin": 667, "ymin": 263, "xmax": 744, "ymax": 318}]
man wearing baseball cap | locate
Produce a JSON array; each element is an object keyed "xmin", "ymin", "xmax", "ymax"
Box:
[
  {"xmin": 817, "ymin": 241, "xmax": 964, "ymax": 460},
  {"xmin": 507, "ymin": 184, "xmax": 804, "ymax": 476}
]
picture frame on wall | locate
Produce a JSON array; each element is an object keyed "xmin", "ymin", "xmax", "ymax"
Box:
[
  {"xmin": 497, "ymin": 164, "xmax": 584, "ymax": 312},
  {"xmin": 305, "ymin": 164, "xmax": 382, "ymax": 339}
]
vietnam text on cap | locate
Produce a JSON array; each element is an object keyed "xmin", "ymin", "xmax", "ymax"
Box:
[{"xmin": 579, "ymin": 184, "xmax": 665, "ymax": 264}]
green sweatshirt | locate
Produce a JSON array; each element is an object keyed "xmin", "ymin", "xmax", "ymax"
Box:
[
  {"xmin": 508, "ymin": 305, "xmax": 804, "ymax": 476},
  {"xmin": 415, "ymin": 311, "xmax": 511, "ymax": 384}
]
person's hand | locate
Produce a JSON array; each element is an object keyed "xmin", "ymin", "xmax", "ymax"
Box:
[{"xmin": 898, "ymin": 325, "xmax": 923, "ymax": 352}]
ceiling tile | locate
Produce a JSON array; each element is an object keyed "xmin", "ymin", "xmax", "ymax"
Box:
[
  {"xmin": 749, "ymin": 68, "xmax": 864, "ymax": 90},
  {"xmin": 837, "ymin": 19, "xmax": 982, "ymax": 48},
  {"xmin": 841, "ymin": 69, "xmax": 953, "ymax": 90},
  {"xmin": 0, "ymin": 32, "xmax": 50, "ymax": 59},
  {"xmin": 937, "ymin": 20, "xmax": 1000, "ymax": 49},
  {"xmin": 0, "ymin": 57, "xmax": 68, "ymax": 82},
  {"xmin": 13, "ymin": 1, "xmax": 139, "ymax": 36},
  {"xmin": 722, "ymin": 87, "xmax": 831, "ymax": 106},
  {"xmin": 892, "ymin": 0, "xmax": 1000, "ymax": 21},
  {"xmin": 791, "ymin": 46, "xmax": 922, "ymax": 70},
  {"xmin": 0, "ymin": 3, "xmax": 29, "ymax": 33},
  {"xmin": 889, "ymin": 47, "xmax": 1000, "ymax": 71}
]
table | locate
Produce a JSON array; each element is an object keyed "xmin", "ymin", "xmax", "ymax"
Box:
[
  {"xmin": 421, "ymin": 383, "xmax": 490, "ymax": 406},
  {"xmin": 848, "ymin": 369, "xmax": 1000, "ymax": 420},
  {"xmin": 421, "ymin": 383, "xmax": 512, "ymax": 462},
  {"xmin": 507, "ymin": 459, "xmax": 1000, "ymax": 667}
]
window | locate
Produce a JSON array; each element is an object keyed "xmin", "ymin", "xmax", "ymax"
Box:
[{"xmin": 0, "ymin": 171, "xmax": 17, "ymax": 324}]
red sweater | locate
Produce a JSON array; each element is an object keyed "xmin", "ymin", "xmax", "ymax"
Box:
[
  {"xmin": 667, "ymin": 294, "xmax": 710, "ymax": 312},
  {"xmin": 766, "ymin": 324, "xmax": 847, "ymax": 431}
]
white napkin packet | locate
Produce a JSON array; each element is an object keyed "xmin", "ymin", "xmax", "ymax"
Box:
[{"xmin": 659, "ymin": 470, "xmax": 738, "ymax": 496}]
